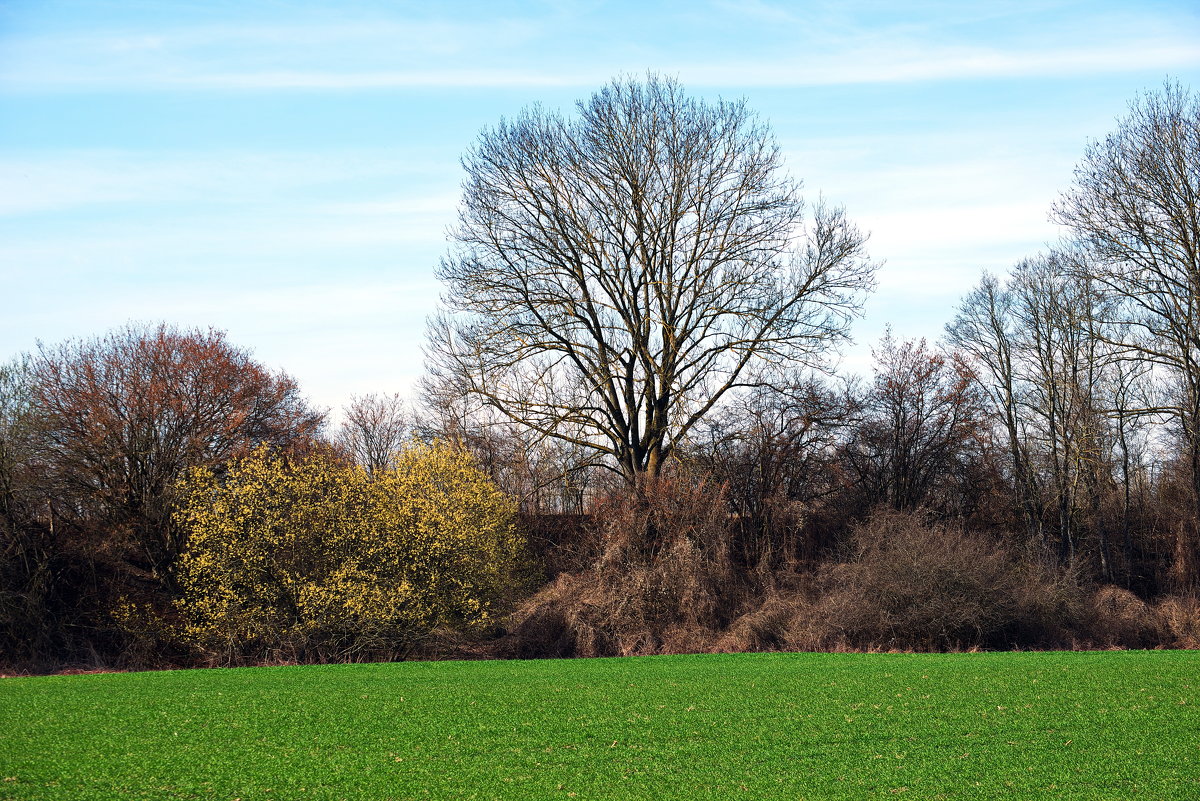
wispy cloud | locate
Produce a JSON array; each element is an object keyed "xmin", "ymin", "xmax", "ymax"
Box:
[
  {"xmin": 8, "ymin": 40, "xmax": 1197, "ymax": 91},
  {"xmin": 709, "ymin": 0, "xmax": 800, "ymax": 26},
  {"xmin": 3, "ymin": 3, "xmax": 1197, "ymax": 92},
  {"xmin": 679, "ymin": 41, "xmax": 1200, "ymax": 87},
  {"xmin": 0, "ymin": 16, "xmax": 552, "ymax": 91},
  {"xmin": 178, "ymin": 69, "xmax": 586, "ymax": 90},
  {"xmin": 141, "ymin": 40, "xmax": 1200, "ymax": 89}
]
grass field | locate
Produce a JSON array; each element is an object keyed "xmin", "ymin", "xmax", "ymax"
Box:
[{"xmin": 1, "ymin": 651, "xmax": 1198, "ymax": 800}]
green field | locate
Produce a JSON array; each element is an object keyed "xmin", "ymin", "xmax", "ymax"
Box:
[{"xmin": 1, "ymin": 651, "xmax": 1198, "ymax": 799}]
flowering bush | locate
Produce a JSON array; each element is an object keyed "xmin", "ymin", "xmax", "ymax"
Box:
[{"xmin": 174, "ymin": 442, "xmax": 523, "ymax": 662}]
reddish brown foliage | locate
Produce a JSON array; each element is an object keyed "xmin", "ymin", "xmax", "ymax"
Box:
[
  {"xmin": 0, "ymin": 323, "xmax": 324, "ymax": 669},
  {"xmin": 31, "ymin": 323, "xmax": 323, "ymax": 580},
  {"xmin": 846, "ymin": 335, "xmax": 988, "ymax": 514}
]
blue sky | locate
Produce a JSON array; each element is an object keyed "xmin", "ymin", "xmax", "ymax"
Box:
[{"xmin": 2, "ymin": 0, "xmax": 1198, "ymax": 416}]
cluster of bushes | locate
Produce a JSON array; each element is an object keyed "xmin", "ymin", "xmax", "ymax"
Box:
[
  {"xmin": 507, "ymin": 489, "xmax": 1200, "ymax": 659},
  {"xmin": 173, "ymin": 443, "xmax": 527, "ymax": 665},
  {"xmin": 0, "ymin": 325, "xmax": 530, "ymax": 670}
]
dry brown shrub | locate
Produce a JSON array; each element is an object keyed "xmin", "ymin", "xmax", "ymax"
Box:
[
  {"xmin": 504, "ymin": 476, "xmax": 737, "ymax": 658},
  {"xmin": 803, "ymin": 508, "xmax": 1086, "ymax": 651},
  {"xmin": 517, "ymin": 512, "xmax": 593, "ymax": 578},
  {"xmin": 714, "ymin": 590, "xmax": 806, "ymax": 653},
  {"xmin": 1155, "ymin": 595, "xmax": 1200, "ymax": 648},
  {"xmin": 1086, "ymin": 585, "xmax": 1163, "ymax": 648},
  {"xmin": 1006, "ymin": 560, "xmax": 1091, "ymax": 646}
]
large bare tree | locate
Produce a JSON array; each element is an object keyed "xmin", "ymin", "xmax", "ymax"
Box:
[{"xmin": 426, "ymin": 74, "xmax": 877, "ymax": 483}]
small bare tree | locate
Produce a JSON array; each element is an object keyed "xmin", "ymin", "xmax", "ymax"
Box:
[
  {"xmin": 338, "ymin": 393, "xmax": 409, "ymax": 474},
  {"xmin": 1009, "ymin": 252, "xmax": 1114, "ymax": 569},
  {"xmin": 426, "ymin": 74, "xmax": 878, "ymax": 484},
  {"xmin": 845, "ymin": 333, "xmax": 985, "ymax": 514},
  {"xmin": 946, "ymin": 270, "xmax": 1045, "ymax": 542}
]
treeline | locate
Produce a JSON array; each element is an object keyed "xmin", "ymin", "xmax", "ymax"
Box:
[
  {"xmin": 484, "ymin": 80, "xmax": 1200, "ymax": 657},
  {"xmin": 3, "ymin": 318, "xmax": 1198, "ymax": 670},
  {"xmin": 3, "ymin": 77, "xmax": 1200, "ymax": 671}
]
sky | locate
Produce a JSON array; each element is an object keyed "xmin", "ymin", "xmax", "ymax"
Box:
[{"xmin": 2, "ymin": 0, "xmax": 1199, "ymax": 418}]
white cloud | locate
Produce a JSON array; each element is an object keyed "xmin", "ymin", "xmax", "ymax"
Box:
[
  {"xmin": 3, "ymin": 4, "xmax": 1197, "ymax": 92},
  {"xmin": 9, "ymin": 39, "xmax": 1196, "ymax": 91},
  {"xmin": 863, "ymin": 201, "xmax": 1053, "ymax": 256},
  {"xmin": 710, "ymin": 0, "xmax": 800, "ymax": 25},
  {"xmin": 674, "ymin": 41, "xmax": 1200, "ymax": 88},
  {"xmin": 318, "ymin": 194, "xmax": 459, "ymax": 217},
  {"xmin": 179, "ymin": 69, "xmax": 586, "ymax": 90}
]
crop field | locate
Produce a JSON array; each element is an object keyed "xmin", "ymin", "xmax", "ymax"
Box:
[{"xmin": 1, "ymin": 650, "xmax": 1198, "ymax": 800}]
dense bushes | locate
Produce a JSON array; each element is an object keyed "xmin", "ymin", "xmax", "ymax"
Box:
[
  {"xmin": 508, "ymin": 477, "xmax": 740, "ymax": 658},
  {"xmin": 807, "ymin": 510, "xmax": 1086, "ymax": 650},
  {"xmin": 510, "ymin": 501, "xmax": 1102, "ymax": 658},
  {"xmin": 174, "ymin": 442, "xmax": 526, "ymax": 664}
]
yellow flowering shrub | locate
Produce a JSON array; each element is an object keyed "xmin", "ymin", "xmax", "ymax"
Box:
[{"xmin": 174, "ymin": 442, "xmax": 524, "ymax": 662}]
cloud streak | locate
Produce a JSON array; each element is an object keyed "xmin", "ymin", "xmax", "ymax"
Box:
[
  {"xmin": 3, "ymin": 3, "xmax": 1197, "ymax": 92},
  {"xmin": 127, "ymin": 40, "xmax": 1200, "ymax": 90},
  {"xmin": 0, "ymin": 151, "xmax": 448, "ymax": 216},
  {"xmin": 7, "ymin": 40, "xmax": 1197, "ymax": 92}
]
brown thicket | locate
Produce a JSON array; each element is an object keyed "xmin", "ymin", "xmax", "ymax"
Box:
[
  {"xmin": 506, "ymin": 475, "xmax": 741, "ymax": 658},
  {"xmin": 688, "ymin": 374, "xmax": 858, "ymax": 566},
  {"xmin": 810, "ymin": 509, "xmax": 1087, "ymax": 650},
  {"xmin": 10, "ymin": 319, "xmax": 1200, "ymax": 670}
]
